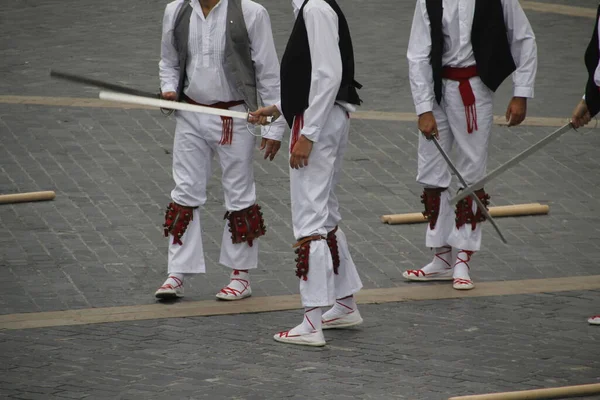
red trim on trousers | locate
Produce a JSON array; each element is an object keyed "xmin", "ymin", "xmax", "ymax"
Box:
[
  {"xmin": 182, "ymin": 94, "xmax": 245, "ymax": 145},
  {"xmin": 290, "ymin": 114, "xmax": 304, "ymax": 153}
]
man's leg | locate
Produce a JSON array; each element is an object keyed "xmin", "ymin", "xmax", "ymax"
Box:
[
  {"xmin": 403, "ymin": 101, "xmax": 456, "ymax": 282},
  {"xmin": 214, "ymin": 106, "xmax": 261, "ymax": 301},
  {"xmin": 156, "ymin": 111, "xmax": 213, "ymax": 299},
  {"xmin": 274, "ymin": 107, "xmax": 350, "ymax": 347},
  {"xmin": 445, "ymin": 77, "xmax": 494, "ymax": 290},
  {"xmin": 319, "ymin": 113, "xmax": 364, "ymax": 329}
]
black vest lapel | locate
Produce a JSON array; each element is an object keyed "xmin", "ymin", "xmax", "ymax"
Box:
[
  {"xmin": 584, "ymin": 5, "xmax": 600, "ymax": 118},
  {"xmin": 425, "ymin": 0, "xmax": 443, "ymax": 104},
  {"xmin": 174, "ymin": 2, "xmax": 193, "ymax": 101}
]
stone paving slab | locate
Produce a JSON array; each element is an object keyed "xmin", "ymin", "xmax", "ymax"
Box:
[
  {"xmin": 2, "ymin": 276, "xmax": 599, "ymax": 330},
  {"xmin": 0, "ymin": 290, "xmax": 599, "ymax": 400}
]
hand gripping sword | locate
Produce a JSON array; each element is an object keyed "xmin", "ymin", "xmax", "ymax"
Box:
[
  {"xmin": 429, "ymin": 135, "xmax": 508, "ymax": 244},
  {"xmin": 450, "ymin": 123, "xmax": 574, "ymax": 206}
]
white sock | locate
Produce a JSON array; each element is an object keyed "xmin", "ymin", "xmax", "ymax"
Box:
[
  {"xmin": 222, "ymin": 269, "xmax": 250, "ymax": 295},
  {"xmin": 323, "ymin": 296, "xmax": 357, "ymax": 321},
  {"xmin": 164, "ymin": 273, "xmax": 184, "ymax": 287},
  {"xmin": 289, "ymin": 307, "xmax": 322, "ymax": 334},
  {"xmin": 453, "ymin": 250, "xmax": 474, "ymax": 281},
  {"xmin": 421, "ymin": 246, "xmax": 453, "ymax": 273}
]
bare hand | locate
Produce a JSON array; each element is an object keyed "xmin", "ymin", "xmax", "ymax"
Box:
[
  {"xmin": 418, "ymin": 111, "xmax": 438, "ymax": 139},
  {"xmin": 290, "ymin": 135, "xmax": 313, "ymax": 169},
  {"xmin": 249, "ymin": 105, "xmax": 281, "ymax": 126},
  {"xmin": 571, "ymin": 99, "xmax": 591, "ymax": 129},
  {"xmin": 506, "ymin": 97, "xmax": 527, "ymax": 127},
  {"xmin": 260, "ymin": 138, "xmax": 281, "ymax": 161},
  {"xmin": 161, "ymin": 91, "xmax": 177, "ymax": 101}
]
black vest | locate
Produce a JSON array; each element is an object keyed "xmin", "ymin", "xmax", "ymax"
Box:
[
  {"xmin": 425, "ymin": 0, "xmax": 516, "ymax": 104},
  {"xmin": 584, "ymin": 5, "xmax": 600, "ymax": 118},
  {"xmin": 280, "ymin": 0, "xmax": 362, "ymax": 128}
]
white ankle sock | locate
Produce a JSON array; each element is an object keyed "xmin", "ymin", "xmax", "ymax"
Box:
[
  {"xmin": 165, "ymin": 274, "xmax": 184, "ymax": 287},
  {"xmin": 421, "ymin": 246, "xmax": 453, "ymax": 273},
  {"xmin": 290, "ymin": 307, "xmax": 322, "ymax": 334},
  {"xmin": 323, "ymin": 296, "xmax": 356, "ymax": 320},
  {"xmin": 223, "ymin": 270, "xmax": 250, "ymax": 294},
  {"xmin": 453, "ymin": 250, "xmax": 474, "ymax": 280}
]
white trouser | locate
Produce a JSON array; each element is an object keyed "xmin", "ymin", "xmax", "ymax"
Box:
[
  {"xmin": 167, "ymin": 105, "xmax": 259, "ymax": 274},
  {"xmin": 417, "ymin": 77, "xmax": 493, "ymax": 251},
  {"xmin": 290, "ymin": 105, "xmax": 363, "ymax": 307}
]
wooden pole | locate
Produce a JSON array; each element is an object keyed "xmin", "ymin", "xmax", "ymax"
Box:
[
  {"xmin": 381, "ymin": 203, "xmax": 549, "ymax": 224},
  {"xmin": 0, "ymin": 191, "xmax": 56, "ymax": 205},
  {"xmin": 448, "ymin": 382, "xmax": 600, "ymax": 400}
]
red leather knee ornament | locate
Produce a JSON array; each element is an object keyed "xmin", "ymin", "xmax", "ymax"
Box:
[
  {"xmin": 326, "ymin": 226, "xmax": 340, "ymax": 275},
  {"xmin": 292, "ymin": 234, "xmax": 325, "ymax": 281},
  {"xmin": 421, "ymin": 188, "xmax": 446, "ymax": 229},
  {"xmin": 455, "ymin": 189, "xmax": 490, "ymax": 230},
  {"xmin": 164, "ymin": 202, "xmax": 197, "ymax": 245},
  {"xmin": 295, "ymin": 242, "xmax": 310, "ymax": 281},
  {"xmin": 224, "ymin": 204, "xmax": 266, "ymax": 247}
]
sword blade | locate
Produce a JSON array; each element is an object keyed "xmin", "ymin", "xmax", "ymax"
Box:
[
  {"xmin": 50, "ymin": 70, "xmax": 158, "ymax": 98},
  {"xmin": 431, "ymin": 136, "xmax": 508, "ymax": 244},
  {"xmin": 450, "ymin": 123, "xmax": 573, "ymax": 205},
  {"xmin": 99, "ymin": 91, "xmax": 272, "ymax": 121}
]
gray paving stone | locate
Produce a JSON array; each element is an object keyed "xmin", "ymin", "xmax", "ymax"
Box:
[{"xmin": 2, "ymin": 291, "xmax": 599, "ymax": 399}]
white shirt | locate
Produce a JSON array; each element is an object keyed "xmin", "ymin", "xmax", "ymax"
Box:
[
  {"xmin": 407, "ymin": 0, "xmax": 538, "ymax": 116},
  {"xmin": 159, "ymin": 0, "xmax": 285, "ymax": 140},
  {"xmin": 596, "ymin": 15, "xmax": 600, "ymax": 86},
  {"xmin": 276, "ymin": 0, "xmax": 354, "ymax": 143}
]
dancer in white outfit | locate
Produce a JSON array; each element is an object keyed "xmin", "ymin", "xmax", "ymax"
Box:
[
  {"xmin": 251, "ymin": 0, "xmax": 364, "ymax": 346},
  {"xmin": 571, "ymin": 3, "xmax": 600, "ymax": 325},
  {"xmin": 155, "ymin": 0, "xmax": 285, "ymax": 300},
  {"xmin": 404, "ymin": 0, "xmax": 537, "ymax": 290}
]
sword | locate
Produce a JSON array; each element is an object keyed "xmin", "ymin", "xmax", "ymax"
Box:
[
  {"xmin": 430, "ymin": 135, "xmax": 508, "ymax": 244},
  {"xmin": 99, "ymin": 91, "xmax": 272, "ymax": 123},
  {"xmin": 50, "ymin": 70, "xmax": 159, "ymax": 98},
  {"xmin": 450, "ymin": 123, "xmax": 574, "ymax": 206}
]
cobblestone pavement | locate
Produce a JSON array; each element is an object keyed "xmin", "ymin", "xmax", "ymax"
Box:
[
  {"xmin": 2, "ymin": 0, "xmax": 600, "ymax": 398},
  {"xmin": 1, "ymin": 291, "xmax": 600, "ymax": 400}
]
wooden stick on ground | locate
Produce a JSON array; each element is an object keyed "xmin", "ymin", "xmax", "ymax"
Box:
[
  {"xmin": 381, "ymin": 203, "xmax": 549, "ymax": 224},
  {"xmin": 448, "ymin": 382, "xmax": 600, "ymax": 400},
  {"xmin": 0, "ymin": 191, "xmax": 56, "ymax": 205}
]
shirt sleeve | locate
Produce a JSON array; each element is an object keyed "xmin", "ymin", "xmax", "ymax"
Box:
[
  {"xmin": 245, "ymin": 5, "xmax": 285, "ymax": 141},
  {"xmin": 595, "ymin": 16, "xmax": 600, "ymax": 87},
  {"xmin": 159, "ymin": 3, "xmax": 181, "ymax": 94},
  {"xmin": 300, "ymin": 4, "xmax": 343, "ymax": 143},
  {"xmin": 406, "ymin": 0, "xmax": 435, "ymax": 116},
  {"xmin": 503, "ymin": 0, "xmax": 537, "ymax": 98}
]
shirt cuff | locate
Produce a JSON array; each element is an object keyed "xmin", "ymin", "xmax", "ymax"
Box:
[
  {"xmin": 415, "ymin": 101, "xmax": 434, "ymax": 116},
  {"xmin": 274, "ymin": 101, "xmax": 282, "ymax": 114},
  {"xmin": 161, "ymin": 83, "xmax": 177, "ymax": 94},
  {"xmin": 300, "ymin": 125, "xmax": 321, "ymax": 143},
  {"xmin": 513, "ymin": 86, "xmax": 534, "ymax": 98},
  {"xmin": 261, "ymin": 125, "xmax": 285, "ymax": 141}
]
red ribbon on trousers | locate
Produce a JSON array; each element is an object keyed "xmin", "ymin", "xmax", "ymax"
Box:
[
  {"xmin": 442, "ymin": 66, "xmax": 478, "ymax": 134},
  {"xmin": 290, "ymin": 114, "xmax": 304, "ymax": 153},
  {"xmin": 182, "ymin": 95, "xmax": 244, "ymax": 145}
]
